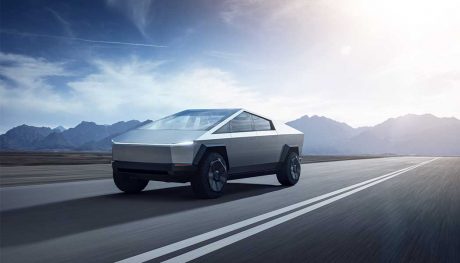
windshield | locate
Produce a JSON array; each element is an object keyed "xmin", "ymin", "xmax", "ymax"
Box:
[{"xmin": 141, "ymin": 109, "xmax": 239, "ymax": 131}]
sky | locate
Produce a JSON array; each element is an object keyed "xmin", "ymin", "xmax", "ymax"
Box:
[{"xmin": 1, "ymin": 0, "xmax": 459, "ymax": 133}]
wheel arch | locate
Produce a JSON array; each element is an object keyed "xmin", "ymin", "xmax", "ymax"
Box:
[
  {"xmin": 279, "ymin": 144, "xmax": 300, "ymax": 164},
  {"xmin": 193, "ymin": 144, "xmax": 230, "ymax": 169}
]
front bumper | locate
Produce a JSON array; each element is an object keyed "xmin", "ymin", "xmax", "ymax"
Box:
[
  {"xmin": 112, "ymin": 143, "xmax": 196, "ymax": 164},
  {"xmin": 112, "ymin": 161, "xmax": 197, "ymax": 183}
]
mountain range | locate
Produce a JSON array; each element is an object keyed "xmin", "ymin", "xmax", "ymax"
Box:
[
  {"xmin": 287, "ymin": 114, "xmax": 460, "ymax": 155},
  {"xmin": 0, "ymin": 120, "xmax": 151, "ymax": 152},
  {"xmin": 1, "ymin": 114, "xmax": 459, "ymax": 155}
]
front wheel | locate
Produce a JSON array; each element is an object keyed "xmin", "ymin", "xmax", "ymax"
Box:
[
  {"xmin": 191, "ymin": 152, "xmax": 228, "ymax": 199},
  {"xmin": 113, "ymin": 171, "xmax": 149, "ymax": 193},
  {"xmin": 276, "ymin": 151, "xmax": 301, "ymax": 186}
]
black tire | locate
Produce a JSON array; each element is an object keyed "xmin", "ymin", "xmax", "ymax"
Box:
[
  {"xmin": 113, "ymin": 170, "xmax": 149, "ymax": 193},
  {"xmin": 276, "ymin": 151, "xmax": 301, "ymax": 186},
  {"xmin": 191, "ymin": 152, "xmax": 228, "ymax": 199}
]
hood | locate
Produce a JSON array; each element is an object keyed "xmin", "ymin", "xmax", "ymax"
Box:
[{"xmin": 112, "ymin": 129, "xmax": 206, "ymax": 145}]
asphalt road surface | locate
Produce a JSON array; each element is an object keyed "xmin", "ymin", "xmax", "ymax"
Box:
[
  {"xmin": 0, "ymin": 164, "xmax": 111, "ymax": 187},
  {"xmin": 1, "ymin": 157, "xmax": 459, "ymax": 263},
  {"xmin": 0, "ymin": 155, "xmax": 383, "ymax": 187}
]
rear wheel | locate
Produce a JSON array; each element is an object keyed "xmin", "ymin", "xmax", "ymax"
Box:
[
  {"xmin": 113, "ymin": 170, "xmax": 149, "ymax": 193},
  {"xmin": 191, "ymin": 152, "xmax": 228, "ymax": 199},
  {"xmin": 276, "ymin": 151, "xmax": 301, "ymax": 186}
]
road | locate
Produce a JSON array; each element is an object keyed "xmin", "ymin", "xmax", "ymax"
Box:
[
  {"xmin": 0, "ymin": 155, "xmax": 383, "ymax": 187},
  {"xmin": 0, "ymin": 164, "xmax": 111, "ymax": 187},
  {"xmin": 0, "ymin": 157, "xmax": 459, "ymax": 262}
]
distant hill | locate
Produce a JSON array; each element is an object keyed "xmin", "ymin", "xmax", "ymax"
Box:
[
  {"xmin": 344, "ymin": 114, "xmax": 460, "ymax": 155},
  {"xmin": 1, "ymin": 114, "xmax": 459, "ymax": 155},
  {"xmin": 0, "ymin": 120, "xmax": 147, "ymax": 151},
  {"xmin": 76, "ymin": 120, "xmax": 152, "ymax": 151},
  {"xmin": 288, "ymin": 114, "xmax": 460, "ymax": 156},
  {"xmin": 286, "ymin": 115, "xmax": 359, "ymax": 154},
  {"xmin": 0, "ymin": 125, "xmax": 53, "ymax": 150}
]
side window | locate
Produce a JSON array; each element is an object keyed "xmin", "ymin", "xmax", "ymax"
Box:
[
  {"xmin": 230, "ymin": 112, "xmax": 253, "ymax": 132},
  {"xmin": 252, "ymin": 114, "xmax": 272, "ymax": 131},
  {"xmin": 214, "ymin": 123, "xmax": 230, "ymax": 134}
]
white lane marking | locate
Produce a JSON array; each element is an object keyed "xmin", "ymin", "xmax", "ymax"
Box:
[
  {"xmin": 165, "ymin": 157, "xmax": 439, "ymax": 262},
  {"xmin": 163, "ymin": 158, "xmax": 438, "ymax": 263},
  {"xmin": 116, "ymin": 158, "xmax": 438, "ymax": 263}
]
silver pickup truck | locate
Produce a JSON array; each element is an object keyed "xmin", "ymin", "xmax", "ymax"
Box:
[{"xmin": 112, "ymin": 109, "xmax": 304, "ymax": 198}]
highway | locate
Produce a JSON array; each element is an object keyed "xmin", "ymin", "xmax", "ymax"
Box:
[{"xmin": 1, "ymin": 157, "xmax": 459, "ymax": 262}]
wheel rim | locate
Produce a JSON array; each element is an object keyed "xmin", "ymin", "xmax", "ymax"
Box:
[
  {"xmin": 289, "ymin": 156, "xmax": 301, "ymax": 180},
  {"xmin": 208, "ymin": 158, "xmax": 227, "ymax": 192}
]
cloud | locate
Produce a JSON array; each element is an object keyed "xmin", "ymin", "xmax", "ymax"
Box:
[
  {"xmin": 217, "ymin": 0, "xmax": 460, "ymax": 126},
  {"xmin": 0, "ymin": 53, "xmax": 74, "ymax": 130},
  {"xmin": 206, "ymin": 50, "xmax": 242, "ymax": 60},
  {"xmin": 2, "ymin": 1, "xmax": 460, "ymax": 133},
  {"xmin": 2, "ymin": 37, "xmax": 460, "ymax": 133},
  {"xmin": 340, "ymin": 46, "xmax": 352, "ymax": 56},
  {"xmin": 220, "ymin": 0, "xmax": 321, "ymax": 28},
  {"xmin": 0, "ymin": 53, "xmax": 68, "ymax": 87},
  {"xmin": 106, "ymin": 0, "xmax": 155, "ymax": 39},
  {"xmin": 0, "ymin": 52, "xmax": 323, "ymax": 132},
  {"xmin": 47, "ymin": 8, "xmax": 74, "ymax": 37},
  {"xmin": 64, "ymin": 59, "xmax": 258, "ymax": 118},
  {"xmin": 220, "ymin": 0, "xmax": 253, "ymax": 25},
  {"xmin": 0, "ymin": 53, "xmax": 269, "ymax": 131}
]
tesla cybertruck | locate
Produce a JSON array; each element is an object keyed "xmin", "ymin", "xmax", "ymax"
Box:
[{"xmin": 112, "ymin": 109, "xmax": 304, "ymax": 198}]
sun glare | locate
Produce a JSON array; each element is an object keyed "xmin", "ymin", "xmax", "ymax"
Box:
[{"xmin": 356, "ymin": 0, "xmax": 459, "ymax": 34}]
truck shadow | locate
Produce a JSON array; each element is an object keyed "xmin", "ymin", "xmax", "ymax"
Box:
[{"xmin": 1, "ymin": 183, "xmax": 284, "ymax": 247}]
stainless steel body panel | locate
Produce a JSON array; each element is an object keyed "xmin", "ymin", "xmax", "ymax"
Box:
[
  {"xmin": 112, "ymin": 144, "xmax": 172, "ymax": 163},
  {"xmin": 195, "ymin": 132, "xmax": 282, "ymax": 169},
  {"xmin": 272, "ymin": 120, "xmax": 304, "ymax": 156},
  {"xmin": 227, "ymin": 131, "xmax": 260, "ymax": 167},
  {"xmin": 113, "ymin": 129, "xmax": 205, "ymax": 145},
  {"xmin": 253, "ymin": 130, "xmax": 282, "ymax": 164},
  {"xmin": 112, "ymin": 143, "xmax": 196, "ymax": 164},
  {"xmin": 112, "ymin": 108, "xmax": 304, "ymax": 182}
]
